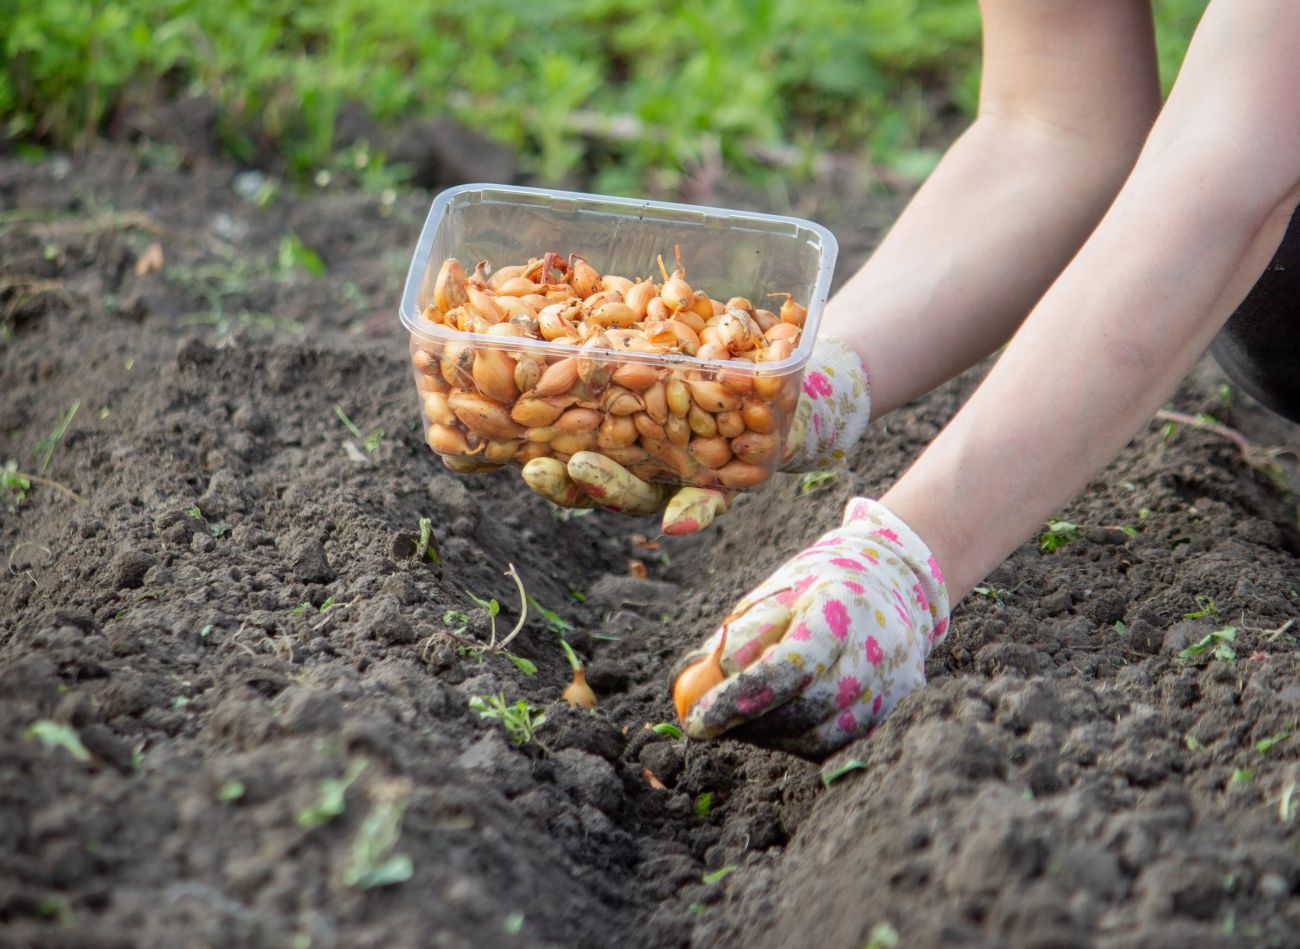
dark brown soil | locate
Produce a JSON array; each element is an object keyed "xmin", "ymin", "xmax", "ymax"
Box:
[{"xmin": 3, "ymin": 134, "xmax": 1300, "ymax": 949}]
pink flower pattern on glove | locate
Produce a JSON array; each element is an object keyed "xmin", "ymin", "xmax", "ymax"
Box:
[
  {"xmin": 783, "ymin": 337, "xmax": 872, "ymax": 472},
  {"xmin": 672, "ymin": 498, "xmax": 951, "ymax": 757},
  {"xmin": 803, "ymin": 371, "xmax": 834, "ymax": 399}
]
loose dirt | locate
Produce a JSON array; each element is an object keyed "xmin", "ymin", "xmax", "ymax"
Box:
[{"xmin": 3, "ymin": 134, "xmax": 1300, "ymax": 948}]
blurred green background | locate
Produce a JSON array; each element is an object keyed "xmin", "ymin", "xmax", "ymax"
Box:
[{"xmin": 1, "ymin": 0, "xmax": 1209, "ymax": 193}]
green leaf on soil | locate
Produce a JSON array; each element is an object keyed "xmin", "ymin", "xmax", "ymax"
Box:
[
  {"xmin": 971, "ymin": 585, "xmax": 1008, "ymax": 606},
  {"xmin": 702, "ymin": 864, "xmax": 736, "ymax": 884},
  {"xmin": 1185, "ymin": 735, "xmax": 1204, "ymax": 752},
  {"xmin": 506, "ymin": 653, "xmax": 537, "ymax": 676},
  {"xmin": 278, "ymin": 232, "xmax": 327, "ymax": 276},
  {"xmin": 33, "ymin": 400, "xmax": 79, "ymax": 475},
  {"xmin": 1231, "ymin": 769, "xmax": 1254, "ymax": 784},
  {"xmin": 651, "ymin": 723, "xmax": 684, "ymax": 740},
  {"xmin": 527, "ymin": 596, "xmax": 572, "ymax": 635},
  {"xmin": 352, "ymin": 853, "xmax": 412, "ymax": 889},
  {"xmin": 217, "ymin": 781, "xmax": 245, "ymax": 801},
  {"xmin": 798, "ymin": 471, "xmax": 836, "ymax": 495},
  {"xmin": 1039, "ymin": 518, "xmax": 1082, "ymax": 553},
  {"xmin": 2, "ymin": 460, "xmax": 30, "ymax": 505},
  {"xmin": 27, "ymin": 720, "xmax": 90, "ymax": 762},
  {"xmin": 34, "ymin": 896, "xmax": 71, "ymax": 925},
  {"xmin": 569, "ymin": 590, "xmax": 586, "ymax": 602},
  {"xmin": 504, "ymin": 912, "xmax": 525, "ymax": 935},
  {"xmin": 821, "ymin": 758, "xmax": 868, "ymax": 787},
  {"xmin": 865, "ymin": 922, "xmax": 900, "ymax": 949},
  {"xmin": 345, "ymin": 800, "xmax": 412, "ymax": 889},
  {"xmin": 334, "ymin": 404, "xmax": 361, "ymax": 436},
  {"xmin": 415, "ymin": 517, "xmax": 442, "ymax": 565},
  {"xmin": 694, "ymin": 792, "xmax": 714, "ymax": 818},
  {"xmin": 296, "ymin": 759, "xmax": 366, "ymax": 828},
  {"xmin": 1178, "ymin": 626, "xmax": 1237, "ymax": 662},
  {"xmin": 1256, "ymin": 722, "xmax": 1296, "ymax": 756},
  {"xmin": 333, "ymin": 404, "xmax": 382, "ymax": 453},
  {"xmin": 469, "ymin": 693, "xmax": 545, "ymax": 746},
  {"xmin": 1184, "ymin": 595, "xmax": 1218, "ymax": 620},
  {"xmin": 469, "ymin": 593, "xmax": 501, "ymax": 617}
]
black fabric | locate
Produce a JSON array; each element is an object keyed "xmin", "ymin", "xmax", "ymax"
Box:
[{"xmin": 1210, "ymin": 209, "xmax": 1300, "ymax": 423}]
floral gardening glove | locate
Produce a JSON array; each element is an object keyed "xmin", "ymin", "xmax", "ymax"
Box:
[
  {"xmin": 778, "ymin": 335, "xmax": 873, "ymax": 473},
  {"xmin": 523, "ymin": 336, "xmax": 873, "ymax": 535},
  {"xmin": 672, "ymin": 497, "xmax": 949, "ymax": 757}
]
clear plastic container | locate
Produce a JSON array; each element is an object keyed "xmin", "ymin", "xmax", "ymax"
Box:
[{"xmin": 399, "ymin": 183, "xmax": 838, "ymax": 489}]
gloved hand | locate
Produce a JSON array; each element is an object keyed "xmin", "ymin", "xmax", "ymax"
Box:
[
  {"xmin": 521, "ymin": 336, "xmax": 873, "ymax": 534},
  {"xmin": 671, "ymin": 497, "xmax": 949, "ymax": 757}
]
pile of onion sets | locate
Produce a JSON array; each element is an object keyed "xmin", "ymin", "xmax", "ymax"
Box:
[{"xmin": 410, "ymin": 247, "xmax": 809, "ymax": 489}]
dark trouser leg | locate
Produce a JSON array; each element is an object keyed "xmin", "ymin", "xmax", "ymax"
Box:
[{"xmin": 1210, "ymin": 208, "xmax": 1300, "ymax": 424}]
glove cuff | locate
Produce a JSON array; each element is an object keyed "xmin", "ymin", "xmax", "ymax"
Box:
[
  {"xmin": 841, "ymin": 497, "xmax": 951, "ymax": 651},
  {"xmin": 782, "ymin": 336, "xmax": 872, "ymax": 472}
]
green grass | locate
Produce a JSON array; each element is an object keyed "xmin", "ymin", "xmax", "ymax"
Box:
[{"xmin": 0, "ymin": 0, "xmax": 1209, "ymax": 192}]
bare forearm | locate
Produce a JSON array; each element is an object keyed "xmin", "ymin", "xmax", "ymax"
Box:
[
  {"xmin": 823, "ymin": 117, "xmax": 1144, "ymax": 416},
  {"xmin": 882, "ymin": 0, "xmax": 1300, "ymax": 601},
  {"xmin": 886, "ymin": 151, "xmax": 1298, "ymax": 600},
  {"xmin": 824, "ymin": 0, "xmax": 1161, "ymax": 417}
]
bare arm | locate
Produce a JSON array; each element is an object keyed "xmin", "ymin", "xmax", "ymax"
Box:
[
  {"xmin": 883, "ymin": 0, "xmax": 1300, "ymax": 600},
  {"xmin": 823, "ymin": 0, "xmax": 1160, "ymax": 416}
]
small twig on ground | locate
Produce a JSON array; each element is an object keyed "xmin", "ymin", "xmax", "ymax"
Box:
[
  {"xmin": 494, "ymin": 564, "xmax": 529, "ymax": 651},
  {"xmin": 10, "ymin": 471, "xmax": 86, "ymax": 504},
  {"xmin": 1, "ymin": 275, "xmax": 75, "ymax": 320},
  {"xmin": 30, "ymin": 210, "xmax": 167, "ymax": 240},
  {"xmin": 0, "ymin": 274, "xmax": 72, "ymax": 297},
  {"xmin": 1261, "ymin": 618, "xmax": 1296, "ymax": 642},
  {"xmin": 224, "ymin": 624, "xmax": 259, "ymax": 658},
  {"xmin": 1154, "ymin": 409, "xmax": 1252, "ymax": 455}
]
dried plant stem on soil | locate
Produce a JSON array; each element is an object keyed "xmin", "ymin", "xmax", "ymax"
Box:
[
  {"xmin": 493, "ymin": 564, "xmax": 529, "ymax": 651},
  {"xmin": 4, "ymin": 470, "xmax": 85, "ymax": 504},
  {"xmin": 1155, "ymin": 408, "xmax": 1298, "ymax": 489},
  {"xmin": 1154, "ymin": 409, "xmax": 1253, "ymax": 455},
  {"xmin": 8, "ymin": 209, "xmax": 167, "ymax": 240},
  {"xmin": 1, "ymin": 275, "xmax": 74, "ymax": 318},
  {"xmin": 418, "ymin": 564, "xmax": 530, "ymax": 660}
]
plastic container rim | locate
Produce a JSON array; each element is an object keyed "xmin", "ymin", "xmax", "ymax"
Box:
[{"xmin": 398, "ymin": 183, "xmax": 838, "ymax": 375}]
